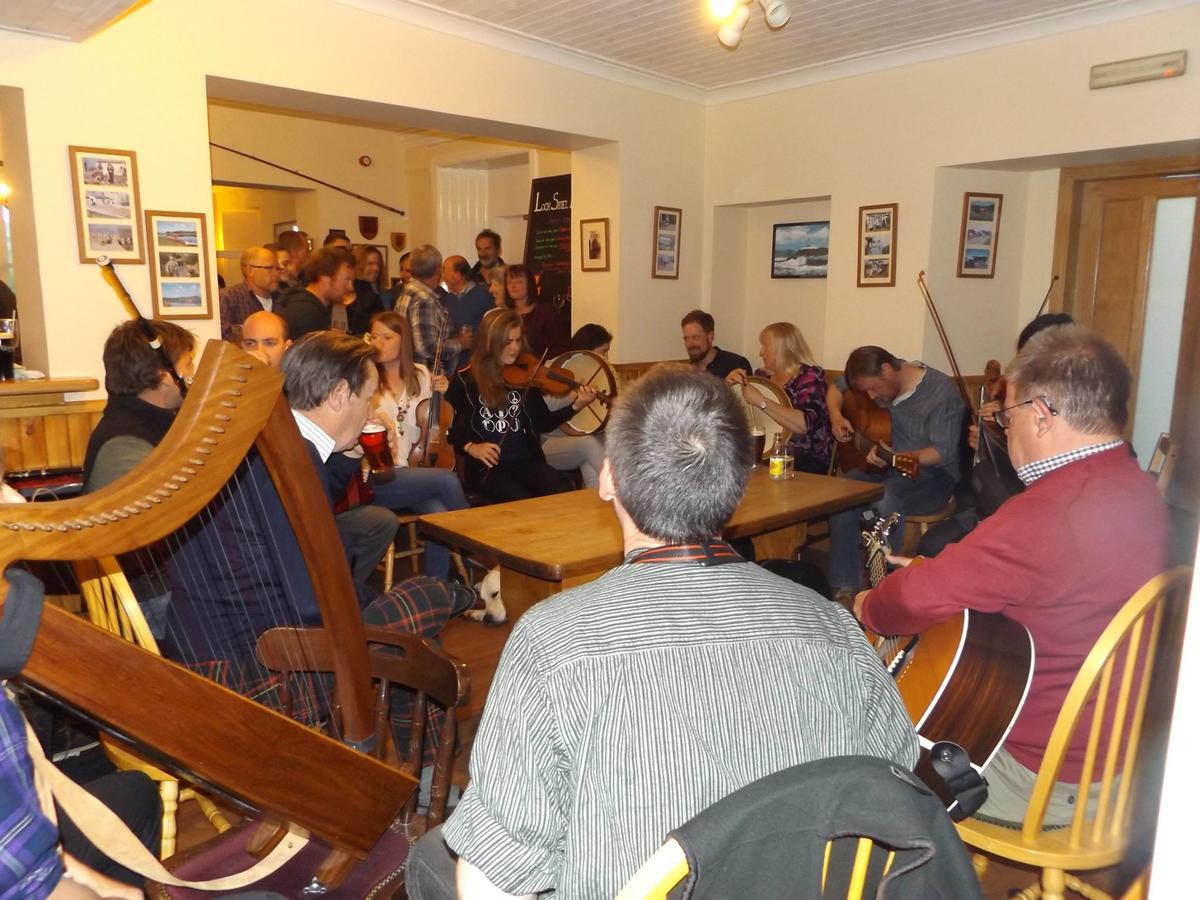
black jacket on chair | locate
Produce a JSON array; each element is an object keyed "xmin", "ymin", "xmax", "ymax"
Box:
[{"xmin": 667, "ymin": 755, "xmax": 983, "ymax": 899}]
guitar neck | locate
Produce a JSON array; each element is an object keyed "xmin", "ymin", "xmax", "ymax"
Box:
[{"xmin": 852, "ymin": 432, "xmax": 897, "ymax": 468}]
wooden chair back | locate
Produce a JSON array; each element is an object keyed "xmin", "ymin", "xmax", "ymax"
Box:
[
  {"xmin": 73, "ymin": 556, "xmax": 159, "ymax": 653},
  {"xmin": 256, "ymin": 625, "xmax": 470, "ymax": 831},
  {"xmin": 1146, "ymin": 433, "xmax": 1177, "ymax": 496},
  {"xmin": 1017, "ymin": 567, "xmax": 1190, "ymax": 850},
  {"xmin": 618, "ymin": 835, "xmax": 898, "ymax": 900}
]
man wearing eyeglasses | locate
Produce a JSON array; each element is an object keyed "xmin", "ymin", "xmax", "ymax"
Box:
[
  {"xmin": 219, "ymin": 245, "xmax": 281, "ymax": 343},
  {"xmin": 854, "ymin": 325, "xmax": 1170, "ymax": 827}
]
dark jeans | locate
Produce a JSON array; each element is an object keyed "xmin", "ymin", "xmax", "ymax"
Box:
[
  {"xmin": 58, "ymin": 770, "xmax": 162, "ymax": 887},
  {"xmin": 371, "ymin": 467, "xmax": 469, "ymax": 581},
  {"xmin": 472, "ymin": 460, "xmax": 573, "ymax": 503},
  {"xmin": 405, "ymin": 825, "xmax": 458, "ymax": 900},
  {"xmin": 827, "ymin": 467, "xmax": 956, "ymax": 591},
  {"xmin": 336, "ymin": 505, "xmax": 399, "ymax": 584}
]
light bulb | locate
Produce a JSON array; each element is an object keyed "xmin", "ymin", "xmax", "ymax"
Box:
[
  {"xmin": 759, "ymin": 0, "xmax": 790, "ymax": 28},
  {"xmin": 709, "ymin": 0, "xmax": 739, "ymax": 20},
  {"xmin": 717, "ymin": 3, "xmax": 751, "ymax": 47},
  {"xmin": 0, "ymin": 182, "xmax": 9, "ymax": 203}
]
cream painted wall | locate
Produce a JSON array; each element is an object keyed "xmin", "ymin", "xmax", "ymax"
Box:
[
  {"xmin": 704, "ymin": 4, "xmax": 1200, "ymax": 372},
  {"xmin": 208, "ymin": 104, "xmax": 408, "ymax": 261},
  {"xmin": 924, "ymin": 168, "xmax": 1032, "ymax": 375},
  {"xmin": 0, "ymin": 0, "xmax": 706, "ymax": 388},
  {"xmin": 210, "ymin": 184, "xmax": 300, "ymax": 287}
]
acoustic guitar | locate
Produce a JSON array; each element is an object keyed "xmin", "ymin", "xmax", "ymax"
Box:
[
  {"xmin": 860, "ymin": 513, "xmax": 1035, "ymax": 811},
  {"xmin": 837, "ymin": 388, "xmax": 920, "ymax": 479}
]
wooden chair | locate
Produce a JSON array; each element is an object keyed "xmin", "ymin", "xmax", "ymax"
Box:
[
  {"xmin": 619, "ymin": 835, "xmax": 904, "ymax": 900},
  {"xmin": 900, "ymin": 495, "xmax": 957, "ymax": 556},
  {"xmin": 1145, "ymin": 433, "xmax": 1177, "ymax": 497},
  {"xmin": 73, "ymin": 557, "xmax": 233, "ymax": 857},
  {"xmin": 957, "ymin": 567, "xmax": 1192, "ymax": 900},
  {"xmin": 381, "ymin": 513, "xmax": 425, "ymax": 589},
  {"xmin": 256, "ymin": 624, "xmax": 470, "ymax": 835}
]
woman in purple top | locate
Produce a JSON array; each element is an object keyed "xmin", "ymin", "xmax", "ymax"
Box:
[
  {"xmin": 728, "ymin": 322, "xmax": 833, "ymax": 475},
  {"xmin": 505, "ymin": 264, "xmax": 569, "ymax": 359}
]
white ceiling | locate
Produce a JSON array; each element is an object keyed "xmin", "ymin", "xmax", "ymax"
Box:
[
  {"xmin": 0, "ymin": 0, "xmax": 141, "ymax": 41},
  {"xmin": 348, "ymin": 0, "xmax": 1194, "ymax": 98}
]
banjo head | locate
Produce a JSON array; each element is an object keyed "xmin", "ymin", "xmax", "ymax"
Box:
[
  {"xmin": 732, "ymin": 376, "xmax": 793, "ymax": 459},
  {"xmin": 551, "ymin": 350, "xmax": 619, "ymax": 436}
]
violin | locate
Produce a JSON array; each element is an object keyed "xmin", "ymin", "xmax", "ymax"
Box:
[
  {"xmin": 410, "ymin": 318, "xmax": 455, "ymax": 469},
  {"xmin": 502, "ymin": 352, "xmax": 613, "ymax": 405}
]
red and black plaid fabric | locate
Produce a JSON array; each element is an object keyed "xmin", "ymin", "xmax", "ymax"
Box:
[{"xmin": 184, "ymin": 576, "xmax": 469, "ymax": 759}]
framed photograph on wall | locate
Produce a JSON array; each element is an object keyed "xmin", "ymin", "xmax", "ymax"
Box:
[
  {"xmin": 580, "ymin": 218, "xmax": 610, "ymax": 272},
  {"xmin": 144, "ymin": 210, "xmax": 213, "ymax": 320},
  {"xmin": 857, "ymin": 203, "xmax": 898, "ymax": 287},
  {"xmin": 652, "ymin": 206, "xmax": 681, "ymax": 279},
  {"xmin": 69, "ymin": 145, "xmax": 144, "ymax": 264},
  {"xmin": 957, "ymin": 192, "xmax": 1003, "ymax": 278},
  {"xmin": 772, "ymin": 221, "xmax": 830, "ymax": 279}
]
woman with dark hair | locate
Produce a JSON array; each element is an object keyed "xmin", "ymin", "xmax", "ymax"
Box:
[
  {"xmin": 346, "ymin": 245, "xmax": 384, "ymax": 334},
  {"xmin": 368, "ymin": 311, "xmax": 467, "ymax": 581},
  {"xmin": 570, "ymin": 323, "xmax": 613, "ymax": 357},
  {"xmin": 447, "ymin": 309, "xmax": 595, "ymax": 502},
  {"xmin": 504, "ymin": 264, "xmax": 569, "ymax": 359}
]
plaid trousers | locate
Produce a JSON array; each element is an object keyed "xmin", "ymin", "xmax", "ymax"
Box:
[{"xmin": 184, "ymin": 576, "xmax": 472, "ymax": 758}]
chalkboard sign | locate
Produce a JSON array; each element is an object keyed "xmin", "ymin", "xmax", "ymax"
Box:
[{"xmin": 523, "ymin": 174, "xmax": 572, "ymax": 334}]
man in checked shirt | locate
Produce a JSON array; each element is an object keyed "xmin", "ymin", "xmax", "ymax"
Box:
[{"xmin": 397, "ymin": 244, "xmax": 461, "ymax": 375}]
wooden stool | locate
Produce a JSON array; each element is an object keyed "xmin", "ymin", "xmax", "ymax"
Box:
[
  {"xmin": 900, "ymin": 496, "xmax": 956, "ymax": 556},
  {"xmin": 382, "ymin": 514, "xmax": 423, "ymax": 591}
]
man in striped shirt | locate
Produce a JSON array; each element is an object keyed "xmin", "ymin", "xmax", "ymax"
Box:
[{"xmin": 406, "ymin": 367, "xmax": 918, "ymax": 899}]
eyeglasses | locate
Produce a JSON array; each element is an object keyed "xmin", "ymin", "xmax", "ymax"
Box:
[
  {"xmin": 249, "ymin": 264, "xmax": 282, "ymax": 271},
  {"xmin": 994, "ymin": 395, "xmax": 1057, "ymax": 429}
]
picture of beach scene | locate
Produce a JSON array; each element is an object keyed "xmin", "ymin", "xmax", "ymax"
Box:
[
  {"xmin": 87, "ymin": 223, "xmax": 134, "ymax": 252},
  {"xmin": 162, "ymin": 281, "xmax": 203, "ymax": 308},
  {"xmin": 157, "ymin": 219, "xmax": 199, "ymax": 247},
  {"xmin": 84, "ymin": 190, "xmax": 132, "ymax": 220}
]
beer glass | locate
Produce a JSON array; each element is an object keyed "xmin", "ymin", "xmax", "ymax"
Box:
[{"xmin": 359, "ymin": 422, "xmax": 395, "ymax": 483}]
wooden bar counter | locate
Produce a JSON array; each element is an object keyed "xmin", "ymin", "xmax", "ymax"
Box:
[
  {"xmin": 0, "ymin": 377, "xmax": 102, "ymax": 471},
  {"xmin": 421, "ymin": 467, "xmax": 882, "ymax": 619}
]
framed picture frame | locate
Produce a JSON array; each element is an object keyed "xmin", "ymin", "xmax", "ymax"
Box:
[
  {"xmin": 857, "ymin": 203, "xmax": 898, "ymax": 287},
  {"xmin": 772, "ymin": 221, "xmax": 830, "ymax": 279},
  {"xmin": 69, "ymin": 145, "xmax": 144, "ymax": 264},
  {"xmin": 144, "ymin": 210, "xmax": 213, "ymax": 320},
  {"xmin": 580, "ymin": 218, "xmax": 610, "ymax": 272},
  {"xmin": 957, "ymin": 192, "xmax": 1003, "ymax": 278},
  {"xmin": 652, "ymin": 206, "xmax": 681, "ymax": 279}
]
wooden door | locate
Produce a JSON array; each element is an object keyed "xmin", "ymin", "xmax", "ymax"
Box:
[
  {"xmin": 1065, "ymin": 175, "xmax": 1198, "ymax": 391},
  {"xmin": 1053, "ymin": 159, "xmax": 1200, "ymax": 518}
]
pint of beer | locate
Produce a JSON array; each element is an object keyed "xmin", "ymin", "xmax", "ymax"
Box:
[{"xmin": 359, "ymin": 422, "xmax": 395, "ymax": 483}]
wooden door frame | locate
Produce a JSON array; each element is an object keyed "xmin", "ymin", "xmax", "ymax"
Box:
[
  {"xmin": 1051, "ymin": 155, "xmax": 1200, "ymax": 516},
  {"xmin": 1050, "ymin": 155, "xmax": 1200, "ymax": 315}
]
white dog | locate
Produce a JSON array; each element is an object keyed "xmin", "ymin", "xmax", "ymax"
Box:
[{"xmin": 467, "ymin": 566, "xmax": 506, "ymax": 625}]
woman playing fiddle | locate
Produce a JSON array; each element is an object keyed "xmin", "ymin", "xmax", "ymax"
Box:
[
  {"xmin": 447, "ymin": 309, "xmax": 596, "ymax": 502},
  {"xmin": 367, "ymin": 311, "xmax": 468, "ymax": 581},
  {"xmin": 726, "ymin": 322, "xmax": 833, "ymax": 475}
]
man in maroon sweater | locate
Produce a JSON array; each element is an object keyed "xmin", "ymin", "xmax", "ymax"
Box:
[{"xmin": 855, "ymin": 325, "xmax": 1169, "ymax": 826}]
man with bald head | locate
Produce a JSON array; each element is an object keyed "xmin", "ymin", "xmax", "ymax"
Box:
[
  {"xmin": 442, "ymin": 255, "xmax": 493, "ymax": 370},
  {"xmin": 219, "ymin": 246, "xmax": 280, "ymax": 342},
  {"xmin": 240, "ymin": 310, "xmax": 292, "ymax": 369}
]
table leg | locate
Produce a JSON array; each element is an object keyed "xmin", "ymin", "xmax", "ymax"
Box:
[{"xmin": 751, "ymin": 523, "xmax": 806, "ymax": 560}]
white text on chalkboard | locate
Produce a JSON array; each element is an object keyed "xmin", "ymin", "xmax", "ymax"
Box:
[{"xmin": 534, "ymin": 191, "xmax": 570, "ymax": 212}]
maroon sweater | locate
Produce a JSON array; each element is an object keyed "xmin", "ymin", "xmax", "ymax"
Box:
[{"xmin": 862, "ymin": 447, "xmax": 1169, "ymax": 779}]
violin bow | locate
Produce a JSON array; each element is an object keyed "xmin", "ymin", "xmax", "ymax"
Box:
[
  {"xmin": 96, "ymin": 257, "xmax": 189, "ymax": 397},
  {"xmin": 1035, "ymin": 274, "xmax": 1060, "ymax": 318},
  {"xmin": 916, "ymin": 271, "xmax": 973, "ymax": 412}
]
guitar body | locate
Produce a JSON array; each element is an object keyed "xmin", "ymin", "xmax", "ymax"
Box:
[
  {"xmin": 862, "ymin": 515, "xmax": 1034, "ymax": 808},
  {"xmin": 837, "ymin": 387, "xmax": 889, "ymax": 474},
  {"xmin": 879, "ymin": 611, "xmax": 1035, "ymax": 807}
]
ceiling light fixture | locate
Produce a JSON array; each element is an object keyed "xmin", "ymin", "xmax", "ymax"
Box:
[{"xmin": 715, "ymin": 0, "xmax": 791, "ymax": 49}]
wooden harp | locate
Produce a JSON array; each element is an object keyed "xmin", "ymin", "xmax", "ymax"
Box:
[{"xmin": 1, "ymin": 340, "xmax": 415, "ymax": 863}]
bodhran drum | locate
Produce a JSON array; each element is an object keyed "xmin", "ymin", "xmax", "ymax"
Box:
[
  {"xmin": 733, "ymin": 376, "xmax": 793, "ymax": 461},
  {"xmin": 550, "ymin": 349, "xmax": 620, "ymax": 436}
]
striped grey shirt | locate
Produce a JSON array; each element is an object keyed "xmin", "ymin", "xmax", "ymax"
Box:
[{"xmin": 442, "ymin": 559, "xmax": 919, "ymax": 898}]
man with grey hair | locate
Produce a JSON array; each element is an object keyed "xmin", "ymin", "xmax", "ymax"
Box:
[
  {"xmin": 406, "ymin": 367, "xmax": 917, "ymax": 899},
  {"xmin": 219, "ymin": 245, "xmax": 280, "ymax": 342},
  {"xmin": 398, "ymin": 244, "xmax": 460, "ymax": 373},
  {"xmin": 856, "ymin": 324, "xmax": 1170, "ymax": 827}
]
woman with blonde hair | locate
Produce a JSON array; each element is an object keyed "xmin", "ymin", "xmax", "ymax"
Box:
[{"xmin": 727, "ymin": 322, "xmax": 833, "ymax": 474}]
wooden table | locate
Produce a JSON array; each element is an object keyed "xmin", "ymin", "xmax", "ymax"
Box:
[{"xmin": 421, "ymin": 468, "xmax": 882, "ymax": 617}]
